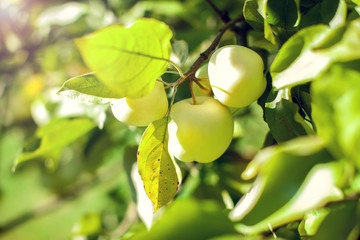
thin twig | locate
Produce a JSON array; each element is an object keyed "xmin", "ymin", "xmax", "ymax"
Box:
[
  {"xmin": 168, "ymin": 61, "xmax": 185, "ymax": 78},
  {"xmin": 157, "ymin": 78, "xmax": 172, "ymax": 87},
  {"xmin": 166, "ymin": 86, "xmax": 178, "ymax": 116},
  {"xmin": 108, "ymin": 202, "xmax": 138, "ymax": 238}
]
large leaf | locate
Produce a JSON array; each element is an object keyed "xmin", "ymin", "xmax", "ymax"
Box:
[
  {"xmin": 14, "ymin": 118, "xmax": 95, "ymax": 169},
  {"xmin": 270, "ymin": 24, "xmax": 332, "ymax": 89},
  {"xmin": 316, "ymin": 18, "xmax": 360, "ymax": 62},
  {"xmin": 137, "ymin": 118, "xmax": 180, "ymax": 212},
  {"xmin": 271, "ymin": 18, "xmax": 360, "ymax": 89},
  {"xmin": 130, "ymin": 198, "xmax": 236, "ymax": 240},
  {"xmin": 230, "ymin": 136, "xmax": 345, "ymax": 235},
  {"xmin": 247, "ymin": 160, "xmax": 345, "ymax": 233},
  {"xmin": 299, "ymin": 0, "xmax": 347, "ymax": 29},
  {"xmin": 57, "ymin": 73, "xmax": 123, "ymax": 104},
  {"xmin": 75, "ymin": 18, "xmax": 173, "ymax": 98},
  {"xmin": 312, "ymin": 61, "xmax": 360, "ymax": 170}
]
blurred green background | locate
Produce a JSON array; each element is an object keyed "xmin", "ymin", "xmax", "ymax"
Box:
[{"xmin": 1, "ymin": 1, "xmax": 268, "ymax": 239}]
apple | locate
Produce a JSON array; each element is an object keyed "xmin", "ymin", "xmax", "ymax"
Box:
[
  {"xmin": 168, "ymin": 96, "xmax": 234, "ymax": 163},
  {"xmin": 193, "ymin": 63, "xmax": 212, "ymax": 96},
  {"xmin": 110, "ymin": 81, "xmax": 168, "ymax": 126},
  {"xmin": 195, "ymin": 63, "xmax": 238, "ymax": 114},
  {"xmin": 208, "ymin": 45, "xmax": 266, "ymax": 108}
]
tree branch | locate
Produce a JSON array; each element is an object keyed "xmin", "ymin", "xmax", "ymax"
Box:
[
  {"xmin": 185, "ymin": 14, "xmax": 244, "ymax": 75},
  {"xmin": 170, "ymin": 13, "xmax": 244, "ymax": 88},
  {"xmin": 205, "ymin": 0, "xmax": 249, "ymax": 45},
  {"xmin": 205, "ymin": 0, "xmax": 231, "ymax": 23}
]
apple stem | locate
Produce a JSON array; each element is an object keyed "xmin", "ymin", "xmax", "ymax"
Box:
[{"xmin": 189, "ymin": 80, "xmax": 197, "ymax": 105}]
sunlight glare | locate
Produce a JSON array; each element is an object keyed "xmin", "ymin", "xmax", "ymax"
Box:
[{"xmin": 0, "ymin": 0, "xmax": 21, "ymax": 10}]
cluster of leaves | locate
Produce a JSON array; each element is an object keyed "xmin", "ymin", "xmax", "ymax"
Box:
[{"xmin": 1, "ymin": 0, "xmax": 360, "ymax": 239}]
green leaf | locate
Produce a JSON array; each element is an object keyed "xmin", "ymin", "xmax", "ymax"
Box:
[
  {"xmin": 243, "ymin": 0, "xmax": 277, "ymax": 44},
  {"xmin": 130, "ymin": 198, "xmax": 236, "ymax": 240},
  {"xmin": 299, "ymin": 0, "xmax": 347, "ymax": 29},
  {"xmin": 233, "ymin": 103, "xmax": 269, "ymax": 157},
  {"xmin": 170, "ymin": 40, "xmax": 188, "ymax": 67},
  {"xmin": 247, "ymin": 30, "xmax": 278, "ymax": 52},
  {"xmin": 72, "ymin": 213, "xmax": 102, "ymax": 236},
  {"xmin": 291, "ymin": 84, "xmax": 313, "ymax": 121},
  {"xmin": 36, "ymin": 2, "xmax": 88, "ymax": 27},
  {"xmin": 250, "ymin": 160, "xmax": 345, "ymax": 232},
  {"xmin": 312, "ymin": 61, "xmax": 360, "ymax": 170},
  {"xmin": 260, "ymin": 0, "xmax": 278, "ymax": 44},
  {"xmin": 263, "ymin": 20, "xmax": 277, "ymax": 45},
  {"xmin": 265, "ymin": 90, "xmax": 314, "ymax": 143},
  {"xmin": 270, "ymin": 24, "xmax": 332, "ymax": 89},
  {"xmin": 230, "ymin": 136, "xmax": 345, "ymax": 235},
  {"xmin": 243, "ymin": 0, "xmax": 265, "ymax": 31},
  {"xmin": 299, "ymin": 201, "xmax": 360, "ymax": 239},
  {"xmin": 266, "ymin": 0, "xmax": 300, "ymax": 29},
  {"xmin": 248, "ymin": 0, "xmax": 300, "ymax": 44},
  {"xmin": 352, "ymin": 0, "xmax": 360, "ymax": 6},
  {"xmin": 121, "ymin": 1, "xmax": 186, "ymax": 21},
  {"xmin": 75, "ymin": 18, "xmax": 173, "ymax": 98},
  {"xmin": 271, "ymin": 18, "xmax": 360, "ymax": 89},
  {"xmin": 57, "ymin": 73, "xmax": 123, "ymax": 104},
  {"xmin": 14, "ymin": 118, "xmax": 95, "ymax": 169},
  {"xmin": 32, "ymin": 88, "xmax": 108, "ymax": 129},
  {"xmin": 316, "ymin": 18, "xmax": 360, "ymax": 62},
  {"xmin": 137, "ymin": 118, "xmax": 180, "ymax": 212}
]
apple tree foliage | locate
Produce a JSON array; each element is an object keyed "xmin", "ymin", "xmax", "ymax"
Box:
[{"xmin": 2, "ymin": 0, "xmax": 360, "ymax": 239}]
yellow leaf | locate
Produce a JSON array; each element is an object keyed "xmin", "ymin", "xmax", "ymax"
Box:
[{"xmin": 137, "ymin": 118, "xmax": 180, "ymax": 212}]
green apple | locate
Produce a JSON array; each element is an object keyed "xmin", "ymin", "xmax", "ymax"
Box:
[
  {"xmin": 194, "ymin": 63, "xmax": 212, "ymax": 96},
  {"xmin": 208, "ymin": 45, "xmax": 266, "ymax": 108},
  {"xmin": 168, "ymin": 96, "xmax": 234, "ymax": 163},
  {"xmin": 111, "ymin": 81, "xmax": 168, "ymax": 126}
]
